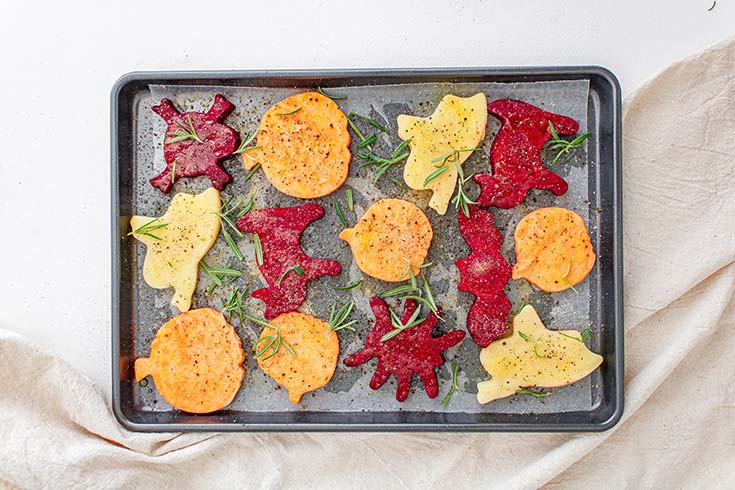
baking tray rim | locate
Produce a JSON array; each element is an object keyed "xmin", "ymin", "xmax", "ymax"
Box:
[{"xmin": 111, "ymin": 66, "xmax": 624, "ymax": 432}]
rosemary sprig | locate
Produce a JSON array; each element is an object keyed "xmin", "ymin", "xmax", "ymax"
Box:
[
  {"xmin": 390, "ymin": 177, "xmax": 405, "ymax": 190},
  {"xmin": 381, "ymin": 284, "xmax": 421, "ymax": 298},
  {"xmin": 423, "ymin": 166, "xmax": 449, "ymax": 187},
  {"xmin": 171, "ymin": 160, "xmax": 176, "ymax": 185},
  {"xmin": 345, "ymin": 188, "xmax": 354, "ymax": 211},
  {"xmin": 450, "ymin": 158, "xmax": 477, "ymax": 217},
  {"xmin": 234, "ymin": 131, "xmax": 261, "ymax": 156},
  {"xmin": 347, "ymin": 118, "xmax": 373, "ymax": 152},
  {"xmin": 518, "ymin": 330, "xmax": 545, "ymax": 359},
  {"xmin": 253, "ymin": 233, "xmax": 263, "ymax": 266},
  {"xmin": 357, "ymin": 134, "xmax": 377, "ymax": 149},
  {"xmin": 317, "ymin": 86, "xmax": 346, "ymax": 101},
  {"xmin": 276, "ymin": 107, "xmax": 302, "ymax": 116},
  {"xmin": 441, "ymin": 362, "xmax": 460, "ymax": 407},
  {"xmin": 546, "ymin": 121, "xmax": 591, "ymax": 168},
  {"xmin": 359, "ymin": 150, "xmax": 410, "ymax": 183},
  {"xmin": 516, "ymin": 388, "xmax": 550, "ymax": 399},
  {"xmin": 243, "ymin": 163, "xmax": 261, "ymax": 184},
  {"xmin": 381, "ymin": 305, "xmax": 425, "ymax": 342},
  {"xmin": 558, "ymin": 328, "xmax": 591, "ymax": 344},
  {"xmin": 392, "ymin": 138, "xmax": 411, "ymax": 159},
  {"xmin": 328, "ymin": 301, "xmax": 357, "ymax": 332},
  {"xmin": 221, "ymin": 287, "xmax": 249, "ymax": 324},
  {"xmin": 214, "ymin": 196, "xmax": 249, "ymax": 260},
  {"xmin": 562, "ymin": 257, "xmax": 579, "ymax": 294},
  {"xmin": 276, "ymin": 264, "xmax": 304, "ymax": 286},
  {"xmin": 237, "ymin": 196, "xmax": 255, "ymax": 218},
  {"xmin": 430, "ymin": 147, "xmax": 481, "ymax": 166},
  {"xmin": 200, "ymin": 260, "xmax": 242, "ymax": 290},
  {"xmin": 129, "ymin": 218, "xmax": 168, "ymax": 241},
  {"xmin": 165, "ymin": 115, "xmax": 203, "ymax": 144},
  {"xmin": 334, "ymin": 201, "xmax": 349, "ymax": 227},
  {"xmin": 349, "ymin": 112, "xmax": 389, "ymax": 134},
  {"xmin": 330, "ymin": 279, "xmax": 363, "ymax": 291},
  {"xmin": 245, "ymin": 312, "xmax": 296, "ymax": 360}
]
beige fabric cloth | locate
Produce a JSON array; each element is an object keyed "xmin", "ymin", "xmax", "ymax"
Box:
[{"xmin": 2, "ymin": 39, "xmax": 734, "ymax": 490}]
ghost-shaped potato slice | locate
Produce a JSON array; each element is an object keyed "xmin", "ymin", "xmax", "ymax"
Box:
[
  {"xmin": 397, "ymin": 93, "xmax": 487, "ymax": 215},
  {"xmin": 130, "ymin": 187, "xmax": 221, "ymax": 312},
  {"xmin": 477, "ymin": 305, "xmax": 603, "ymax": 404}
]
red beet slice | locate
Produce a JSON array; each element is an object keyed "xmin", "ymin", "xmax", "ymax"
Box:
[
  {"xmin": 455, "ymin": 205, "xmax": 512, "ymax": 347},
  {"xmin": 235, "ymin": 204, "xmax": 341, "ymax": 320},
  {"xmin": 151, "ymin": 94, "xmax": 238, "ymax": 193},
  {"xmin": 344, "ymin": 297, "xmax": 465, "ymax": 402},
  {"xmin": 474, "ymin": 99, "xmax": 579, "ymax": 208}
]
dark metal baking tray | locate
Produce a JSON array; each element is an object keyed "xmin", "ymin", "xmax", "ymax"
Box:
[{"xmin": 111, "ymin": 68, "xmax": 623, "ymax": 432}]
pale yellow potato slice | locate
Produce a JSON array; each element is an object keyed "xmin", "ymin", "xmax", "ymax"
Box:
[
  {"xmin": 130, "ymin": 187, "xmax": 221, "ymax": 311},
  {"xmin": 477, "ymin": 305, "xmax": 603, "ymax": 404},
  {"xmin": 397, "ymin": 93, "xmax": 487, "ymax": 215}
]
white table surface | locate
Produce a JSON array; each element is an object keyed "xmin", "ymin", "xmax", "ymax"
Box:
[{"xmin": 1, "ymin": 0, "xmax": 732, "ymax": 399}]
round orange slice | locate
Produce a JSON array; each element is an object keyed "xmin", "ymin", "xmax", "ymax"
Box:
[
  {"xmin": 245, "ymin": 91, "xmax": 351, "ymax": 198},
  {"xmin": 339, "ymin": 198, "xmax": 433, "ymax": 282},
  {"xmin": 512, "ymin": 207, "xmax": 596, "ymax": 292},
  {"xmin": 256, "ymin": 312, "xmax": 339, "ymax": 404},
  {"xmin": 134, "ymin": 308, "xmax": 245, "ymax": 414}
]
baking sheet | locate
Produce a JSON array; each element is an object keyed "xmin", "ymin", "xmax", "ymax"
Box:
[{"xmin": 129, "ymin": 79, "xmax": 600, "ymax": 415}]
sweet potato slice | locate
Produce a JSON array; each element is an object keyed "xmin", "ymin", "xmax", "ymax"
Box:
[
  {"xmin": 245, "ymin": 92, "xmax": 351, "ymax": 198},
  {"xmin": 256, "ymin": 312, "xmax": 339, "ymax": 404},
  {"xmin": 339, "ymin": 198, "xmax": 433, "ymax": 282},
  {"xmin": 134, "ymin": 308, "xmax": 245, "ymax": 414},
  {"xmin": 477, "ymin": 305, "xmax": 602, "ymax": 404},
  {"xmin": 512, "ymin": 207, "xmax": 596, "ymax": 292}
]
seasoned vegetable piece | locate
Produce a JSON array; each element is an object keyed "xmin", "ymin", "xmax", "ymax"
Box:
[
  {"xmin": 339, "ymin": 199, "xmax": 433, "ymax": 282},
  {"xmin": 130, "ymin": 188, "xmax": 220, "ymax": 311},
  {"xmin": 344, "ymin": 297, "xmax": 465, "ymax": 402},
  {"xmin": 477, "ymin": 305, "xmax": 602, "ymax": 404},
  {"xmin": 474, "ymin": 99, "xmax": 580, "ymax": 208},
  {"xmin": 245, "ymin": 92, "xmax": 351, "ymax": 198},
  {"xmin": 151, "ymin": 94, "xmax": 239, "ymax": 193},
  {"xmin": 512, "ymin": 207, "xmax": 596, "ymax": 292},
  {"xmin": 397, "ymin": 93, "xmax": 488, "ymax": 215},
  {"xmin": 134, "ymin": 308, "xmax": 245, "ymax": 413},
  {"xmin": 236, "ymin": 204, "xmax": 341, "ymax": 319},
  {"xmin": 455, "ymin": 205, "xmax": 512, "ymax": 347},
  {"xmin": 256, "ymin": 312, "xmax": 339, "ymax": 404}
]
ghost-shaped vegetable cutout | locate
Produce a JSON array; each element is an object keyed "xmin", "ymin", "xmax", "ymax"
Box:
[
  {"xmin": 397, "ymin": 93, "xmax": 488, "ymax": 215},
  {"xmin": 129, "ymin": 188, "xmax": 221, "ymax": 312},
  {"xmin": 477, "ymin": 305, "xmax": 603, "ymax": 404}
]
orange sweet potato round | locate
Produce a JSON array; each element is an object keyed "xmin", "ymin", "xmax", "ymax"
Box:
[
  {"xmin": 134, "ymin": 308, "xmax": 245, "ymax": 414},
  {"xmin": 256, "ymin": 311, "xmax": 339, "ymax": 404},
  {"xmin": 512, "ymin": 207, "xmax": 596, "ymax": 292},
  {"xmin": 339, "ymin": 198, "xmax": 433, "ymax": 282},
  {"xmin": 245, "ymin": 92, "xmax": 351, "ymax": 199}
]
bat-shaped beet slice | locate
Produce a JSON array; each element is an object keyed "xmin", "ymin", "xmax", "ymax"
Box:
[
  {"xmin": 151, "ymin": 94, "xmax": 238, "ymax": 193},
  {"xmin": 474, "ymin": 99, "xmax": 580, "ymax": 208},
  {"xmin": 235, "ymin": 204, "xmax": 341, "ymax": 320},
  {"xmin": 455, "ymin": 205, "xmax": 512, "ymax": 347},
  {"xmin": 344, "ymin": 297, "xmax": 465, "ymax": 402}
]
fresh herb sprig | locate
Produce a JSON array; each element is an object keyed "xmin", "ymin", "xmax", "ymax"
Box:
[
  {"xmin": 253, "ymin": 233, "xmax": 263, "ymax": 266},
  {"xmin": 561, "ymin": 257, "xmax": 579, "ymax": 294},
  {"xmin": 243, "ymin": 163, "xmax": 261, "ymax": 184},
  {"xmin": 441, "ymin": 362, "xmax": 460, "ymax": 407},
  {"xmin": 200, "ymin": 260, "xmax": 242, "ymax": 294},
  {"xmin": 221, "ymin": 287, "xmax": 249, "ymax": 324},
  {"xmin": 334, "ymin": 201, "xmax": 349, "ymax": 227},
  {"xmin": 345, "ymin": 188, "xmax": 354, "ymax": 211},
  {"xmin": 328, "ymin": 301, "xmax": 358, "ymax": 332},
  {"xmin": 171, "ymin": 160, "xmax": 177, "ymax": 185},
  {"xmin": 516, "ymin": 388, "xmax": 550, "ymax": 399},
  {"xmin": 276, "ymin": 107, "xmax": 302, "ymax": 116},
  {"xmin": 330, "ymin": 279, "xmax": 363, "ymax": 291},
  {"xmin": 424, "ymin": 147, "xmax": 481, "ymax": 188},
  {"xmin": 518, "ymin": 330, "xmax": 545, "ymax": 359},
  {"xmin": 450, "ymin": 158, "xmax": 478, "ymax": 217},
  {"xmin": 234, "ymin": 131, "xmax": 261, "ymax": 159},
  {"xmin": 165, "ymin": 115, "xmax": 202, "ymax": 144},
  {"xmin": 381, "ymin": 305, "xmax": 425, "ymax": 342},
  {"xmin": 381, "ymin": 260, "xmax": 439, "ymax": 317},
  {"xmin": 349, "ymin": 112, "xmax": 389, "ymax": 134},
  {"xmin": 317, "ymin": 86, "xmax": 347, "ymax": 101},
  {"xmin": 558, "ymin": 328, "xmax": 591, "ymax": 344},
  {"xmin": 546, "ymin": 121, "xmax": 591, "ymax": 168},
  {"xmin": 246, "ymin": 312, "xmax": 296, "ymax": 361},
  {"xmin": 129, "ymin": 218, "xmax": 168, "ymax": 241},
  {"xmin": 276, "ymin": 264, "xmax": 304, "ymax": 286},
  {"xmin": 214, "ymin": 196, "xmax": 253, "ymax": 260}
]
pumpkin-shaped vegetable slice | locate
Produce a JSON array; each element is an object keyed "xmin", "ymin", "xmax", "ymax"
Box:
[
  {"xmin": 512, "ymin": 207, "xmax": 596, "ymax": 293},
  {"xmin": 256, "ymin": 312, "xmax": 339, "ymax": 404},
  {"xmin": 477, "ymin": 305, "xmax": 602, "ymax": 404},
  {"xmin": 339, "ymin": 198, "xmax": 433, "ymax": 282},
  {"xmin": 135, "ymin": 308, "xmax": 246, "ymax": 413},
  {"xmin": 130, "ymin": 187, "xmax": 221, "ymax": 311}
]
